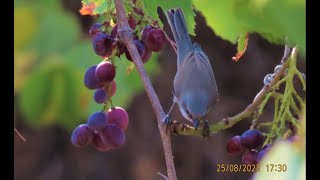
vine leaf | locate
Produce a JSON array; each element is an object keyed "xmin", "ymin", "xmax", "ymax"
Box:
[
  {"xmin": 143, "ymin": 0, "xmax": 196, "ymax": 35},
  {"xmin": 80, "ymin": 0, "xmax": 110, "ymax": 16},
  {"xmin": 232, "ymin": 32, "xmax": 249, "ymax": 62}
]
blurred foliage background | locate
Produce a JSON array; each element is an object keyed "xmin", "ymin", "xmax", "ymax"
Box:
[{"xmin": 14, "ymin": 0, "xmax": 305, "ymax": 179}]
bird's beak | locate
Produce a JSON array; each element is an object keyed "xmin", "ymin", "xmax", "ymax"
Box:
[{"xmin": 193, "ymin": 119, "xmax": 200, "ymax": 130}]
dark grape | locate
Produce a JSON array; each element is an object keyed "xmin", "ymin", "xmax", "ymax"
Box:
[
  {"xmin": 128, "ymin": 16, "xmax": 137, "ymax": 29},
  {"xmin": 89, "ymin": 23, "xmax": 102, "ymax": 36},
  {"xmin": 94, "ymin": 88, "xmax": 109, "ymax": 104},
  {"xmin": 106, "ymin": 106, "xmax": 129, "ymax": 130},
  {"xmin": 111, "ymin": 25, "xmax": 118, "ymax": 38},
  {"xmin": 257, "ymin": 144, "xmax": 271, "ymax": 162},
  {"xmin": 92, "ymin": 134, "xmax": 113, "ymax": 152},
  {"xmin": 142, "ymin": 47, "xmax": 152, "ymax": 63},
  {"xmin": 242, "ymin": 149, "xmax": 259, "ymax": 165},
  {"xmin": 125, "ymin": 40, "xmax": 145, "ymax": 61},
  {"xmin": 84, "ymin": 65, "xmax": 104, "ymax": 90},
  {"xmin": 100, "ymin": 124, "xmax": 126, "ymax": 148},
  {"xmin": 226, "ymin": 136, "xmax": 243, "ymax": 154},
  {"xmin": 104, "ymin": 80, "xmax": 117, "ymax": 97},
  {"xmin": 71, "ymin": 124, "xmax": 94, "ymax": 148},
  {"xmin": 87, "ymin": 112, "xmax": 108, "ymax": 131},
  {"xmin": 240, "ymin": 129, "xmax": 263, "ymax": 149},
  {"xmin": 95, "ymin": 61, "xmax": 116, "ymax": 83},
  {"xmin": 92, "ymin": 32, "xmax": 114, "ymax": 57},
  {"xmin": 141, "ymin": 26, "xmax": 166, "ymax": 52}
]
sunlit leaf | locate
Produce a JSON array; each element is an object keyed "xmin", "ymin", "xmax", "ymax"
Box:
[
  {"xmin": 143, "ymin": 0, "xmax": 196, "ymax": 35},
  {"xmin": 19, "ymin": 60, "xmax": 90, "ymax": 129}
]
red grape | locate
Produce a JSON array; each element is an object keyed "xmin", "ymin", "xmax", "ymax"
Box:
[
  {"xmin": 95, "ymin": 61, "xmax": 116, "ymax": 83},
  {"xmin": 71, "ymin": 124, "xmax": 94, "ymax": 148},
  {"xmin": 242, "ymin": 149, "xmax": 259, "ymax": 165},
  {"xmin": 128, "ymin": 16, "xmax": 137, "ymax": 29},
  {"xmin": 226, "ymin": 135, "xmax": 243, "ymax": 154},
  {"xmin": 141, "ymin": 26, "xmax": 166, "ymax": 52},
  {"xmin": 106, "ymin": 106, "xmax": 129, "ymax": 131},
  {"xmin": 100, "ymin": 125, "xmax": 126, "ymax": 148},
  {"xmin": 92, "ymin": 134, "xmax": 114, "ymax": 152}
]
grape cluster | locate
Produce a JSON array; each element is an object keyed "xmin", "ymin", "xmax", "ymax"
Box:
[
  {"xmin": 89, "ymin": 16, "xmax": 166, "ymax": 63},
  {"xmin": 71, "ymin": 14, "xmax": 167, "ymax": 151},
  {"xmin": 226, "ymin": 129, "xmax": 266, "ymax": 165},
  {"xmin": 71, "ymin": 107, "xmax": 129, "ymax": 152}
]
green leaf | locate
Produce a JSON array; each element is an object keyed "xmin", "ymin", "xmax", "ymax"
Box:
[
  {"xmin": 19, "ymin": 60, "xmax": 90, "ymax": 129},
  {"xmin": 110, "ymin": 53, "xmax": 160, "ymax": 108},
  {"xmin": 193, "ymin": 0, "xmax": 243, "ymax": 43},
  {"xmin": 14, "ymin": 6, "xmax": 39, "ymax": 49},
  {"xmin": 253, "ymin": 141, "xmax": 305, "ymax": 180},
  {"xmin": 193, "ymin": 0, "xmax": 305, "ymax": 54},
  {"xmin": 143, "ymin": 0, "xmax": 196, "ymax": 35},
  {"xmin": 26, "ymin": 11, "xmax": 81, "ymax": 56},
  {"xmin": 80, "ymin": 0, "xmax": 113, "ymax": 16}
]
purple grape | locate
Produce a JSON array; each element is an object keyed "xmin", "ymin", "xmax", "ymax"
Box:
[
  {"xmin": 95, "ymin": 61, "xmax": 116, "ymax": 83},
  {"xmin": 94, "ymin": 88, "xmax": 109, "ymax": 104},
  {"xmin": 92, "ymin": 32, "xmax": 114, "ymax": 57},
  {"xmin": 142, "ymin": 47, "xmax": 152, "ymax": 63},
  {"xmin": 87, "ymin": 112, "xmax": 108, "ymax": 131},
  {"xmin": 242, "ymin": 149, "xmax": 259, "ymax": 165},
  {"xmin": 100, "ymin": 124, "xmax": 125, "ymax": 148},
  {"xmin": 125, "ymin": 40, "xmax": 146, "ymax": 61},
  {"xmin": 141, "ymin": 26, "xmax": 166, "ymax": 52},
  {"xmin": 111, "ymin": 25, "xmax": 118, "ymax": 38},
  {"xmin": 106, "ymin": 107, "xmax": 129, "ymax": 131},
  {"xmin": 226, "ymin": 136, "xmax": 243, "ymax": 154},
  {"xmin": 71, "ymin": 124, "xmax": 94, "ymax": 148},
  {"xmin": 240, "ymin": 129, "xmax": 263, "ymax": 149},
  {"xmin": 128, "ymin": 16, "xmax": 137, "ymax": 29},
  {"xmin": 89, "ymin": 23, "xmax": 102, "ymax": 36},
  {"xmin": 257, "ymin": 144, "xmax": 271, "ymax": 162},
  {"xmin": 84, "ymin": 65, "xmax": 104, "ymax": 90},
  {"xmin": 92, "ymin": 134, "xmax": 113, "ymax": 152}
]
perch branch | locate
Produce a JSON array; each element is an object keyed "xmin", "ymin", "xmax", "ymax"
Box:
[
  {"xmin": 171, "ymin": 47, "xmax": 295, "ymax": 137},
  {"xmin": 113, "ymin": 0, "xmax": 177, "ymax": 179}
]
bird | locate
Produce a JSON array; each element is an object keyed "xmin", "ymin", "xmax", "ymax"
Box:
[{"xmin": 165, "ymin": 8, "xmax": 219, "ymax": 136}]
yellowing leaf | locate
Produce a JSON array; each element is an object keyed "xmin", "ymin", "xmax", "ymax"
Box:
[{"xmin": 79, "ymin": 2, "xmax": 96, "ymax": 15}]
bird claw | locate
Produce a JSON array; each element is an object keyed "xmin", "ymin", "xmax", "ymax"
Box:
[
  {"xmin": 202, "ymin": 120, "xmax": 211, "ymax": 139},
  {"xmin": 163, "ymin": 114, "xmax": 173, "ymax": 134}
]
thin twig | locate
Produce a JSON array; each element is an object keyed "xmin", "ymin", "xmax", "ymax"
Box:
[
  {"xmin": 157, "ymin": 172, "xmax": 169, "ymax": 180},
  {"xmin": 14, "ymin": 128, "xmax": 26, "ymax": 142},
  {"xmin": 171, "ymin": 47, "xmax": 295, "ymax": 137},
  {"xmin": 113, "ymin": 0, "xmax": 177, "ymax": 180}
]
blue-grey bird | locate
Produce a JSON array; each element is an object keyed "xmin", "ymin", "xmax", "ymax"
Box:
[{"xmin": 166, "ymin": 8, "xmax": 218, "ymax": 135}]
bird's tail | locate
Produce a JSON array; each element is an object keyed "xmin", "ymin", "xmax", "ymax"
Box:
[{"xmin": 166, "ymin": 8, "xmax": 193, "ymax": 65}]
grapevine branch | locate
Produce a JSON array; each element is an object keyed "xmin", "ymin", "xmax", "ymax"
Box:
[
  {"xmin": 170, "ymin": 47, "xmax": 297, "ymax": 137},
  {"xmin": 113, "ymin": 0, "xmax": 177, "ymax": 180}
]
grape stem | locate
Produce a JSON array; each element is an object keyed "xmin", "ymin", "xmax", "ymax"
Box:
[
  {"xmin": 113, "ymin": 0, "xmax": 177, "ymax": 180},
  {"xmin": 170, "ymin": 47, "xmax": 296, "ymax": 137}
]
